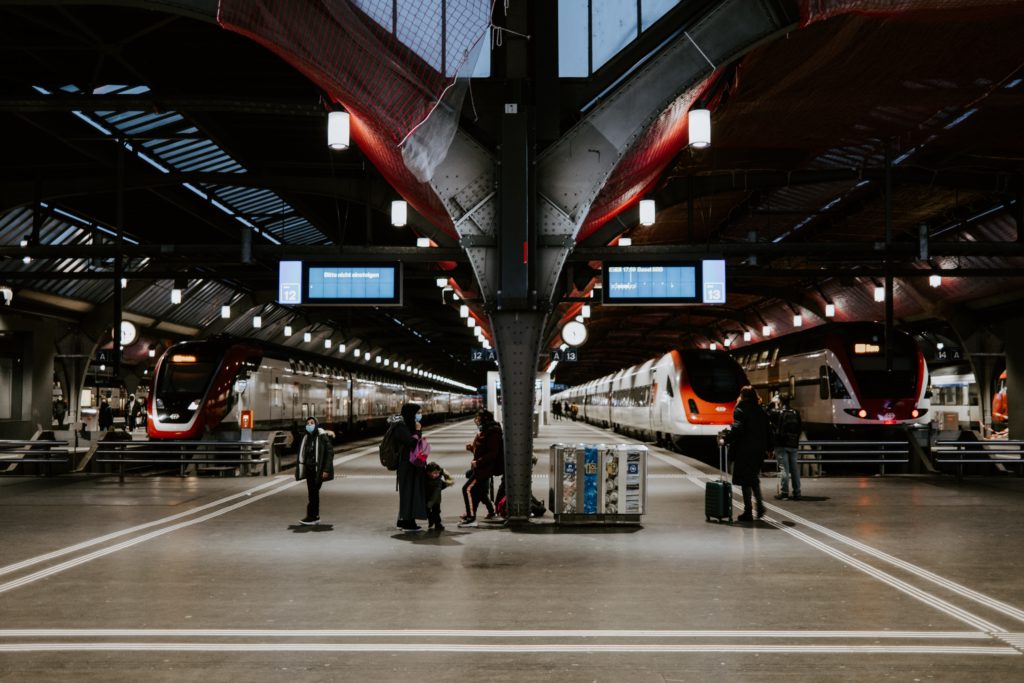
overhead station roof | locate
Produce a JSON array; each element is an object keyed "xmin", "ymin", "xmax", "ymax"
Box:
[{"xmin": 1, "ymin": 0, "xmax": 1023, "ymax": 390}]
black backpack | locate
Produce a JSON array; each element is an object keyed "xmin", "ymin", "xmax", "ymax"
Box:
[
  {"xmin": 776, "ymin": 409, "xmax": 801, "ymax": 446},
  {"xmin": 379, "ymin": 419, "xmax": 402, "ymax": 471}
]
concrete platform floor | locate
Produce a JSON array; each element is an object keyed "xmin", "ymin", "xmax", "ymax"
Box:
[{"xmin": 1, "ymin": 419, "xmax": 1023, "ymax": 682}]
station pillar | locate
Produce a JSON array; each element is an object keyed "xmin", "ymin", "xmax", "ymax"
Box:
[{"xmin": 490, "ymin": 311, "xmax": 547, "ymax": 521}]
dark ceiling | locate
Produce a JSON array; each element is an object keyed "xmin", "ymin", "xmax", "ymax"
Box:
[{"xmin": 1, "ymin": 1, "xmax": 1023, "ymax": 390}]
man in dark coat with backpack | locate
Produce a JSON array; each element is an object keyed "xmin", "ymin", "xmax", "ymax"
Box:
[
  {"xmin": 724, "ymin": 386, "xmax": 772, "ymax": 522},
  {"xmin": 770, "ymin": 395, "xmax": 803, "ymax": 500}
]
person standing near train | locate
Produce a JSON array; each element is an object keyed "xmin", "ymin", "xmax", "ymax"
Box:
[
  {"xmin": 770, "ymin": 395, "xmax": 803, "ymax": 500},
  {"xmin": 395, "ymin": 402, "xmax": 428, "ymax": 531},
  {"xmin": 725, "ymin": 386, "xmax": 771, "ymax": 522},
  {"xmin": 296, "ymin": 416, "xmax": 334, "ymax": 525}
]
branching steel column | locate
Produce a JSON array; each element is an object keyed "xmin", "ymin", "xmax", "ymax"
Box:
[{"xmin": 491, "ymin": 311, "xmax": 546, "ymax": 520}]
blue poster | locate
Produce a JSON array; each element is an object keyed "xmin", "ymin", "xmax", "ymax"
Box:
[{"xmin": 583, "ymin": 446, "xmax": 599, "ymax": 514}]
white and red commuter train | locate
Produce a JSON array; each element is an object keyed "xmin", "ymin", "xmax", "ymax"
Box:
[
  {"xmin": 147, "ymin": 337, "xmax": 481, "ymax": 440},
  {"xmin": 553, "ymin": 349, "xmax": 749, "ymax": 449},
  {"xmin": 733, "ymin": 322, "xmax": 929, "ymax": 436}
]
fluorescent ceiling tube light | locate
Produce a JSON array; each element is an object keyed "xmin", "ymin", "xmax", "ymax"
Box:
[
  {"xmin": 221, "ymin": 305, "xmax": 231, "ymax": 319},
  {"xmin": 825, "ymin": 303, "xmax": 836, "ymax": 318}
]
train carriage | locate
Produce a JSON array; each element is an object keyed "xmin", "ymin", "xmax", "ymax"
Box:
[
  {"xmin": 734, "ymin": 322, "xmax": 929, "ymax": 437},
  {"xmin": 148, "ymin": 337, "xmax": 481, "ymax": 441},
  {"xmin": 555, "ymin": 348, "xmax": 748, "ymax": 450}
]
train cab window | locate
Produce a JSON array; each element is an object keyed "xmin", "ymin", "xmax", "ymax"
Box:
[
  {"xmin": 824, "ymin": 366, "xmax": 851, "ymax": 399},
  {"xmin": 770, "ymin": 348, "xmax": 780, "ymax": 367},
  {"xmin": 757, "ymin": 350, "xmax": 770, "ymax": 368},
  {"xmin": 819, "ymin": 366, "xmax": 829, "ymax": 400},
  {"xmin": 158, "ymin": 355, "xmax": 218, "ymax": 395},
  {"xmin": 665, "ymin": 381, "xmax": 674, "ymax": 398}
]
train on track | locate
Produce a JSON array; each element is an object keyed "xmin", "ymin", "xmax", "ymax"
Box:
[
  {"xmin": 553, "ymin": 348, "xmax": 748, "ymax": 450},
  {"xmin": 147, "ymin": 337, "xmax": 481, "ymax": 441},
  {"xmin": 734, "ymin": 322, "xmax": 929, "ymax": 437}
]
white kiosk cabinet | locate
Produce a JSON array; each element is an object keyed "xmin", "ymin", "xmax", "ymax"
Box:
[{"xmin": 549, "ymin": 443, "xmax": 647, "ymax": 524}]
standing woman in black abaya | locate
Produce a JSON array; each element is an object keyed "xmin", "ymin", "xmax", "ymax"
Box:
[{"xmin": 395, "ymin": 402, "xmax": 428, "ymax": 531}]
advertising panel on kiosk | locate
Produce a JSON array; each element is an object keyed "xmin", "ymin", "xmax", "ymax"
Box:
[
  {"xmin": 601, "ymin": 260, "xmax": 726, "ymax": 305},
  {"xmin": 278, "ymin": 261, "xmax": 403, "ymax": 306}
]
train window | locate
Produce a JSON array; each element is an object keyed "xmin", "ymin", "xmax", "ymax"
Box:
[
  {"xmin": 757, "ymin": 350, "xmax": 770, "ymax": 368},
  {"xmin": 665, "ymin": 381, "xmax": 674, "ymax": 398},
  {"xmin": 158, "ymin": 359, "xmax": 217, "ymax": 395},
  {"xmin": 770, "ymin": 348, "xmax": 780, "ymax": 367},
  {"xmin": 819, "ymin": 366, "xmax": 829, "ymax": 400},
  {"xmin": 828, "ymin": 367, "xmax": 851, "ymax": 399},
  {"xmin": 680, "ymin": 350, "xmax": 743, "ymax": 402},
  {"xmin": 301, "ymin": 403, "xmax": 308, "ymax": 418}
]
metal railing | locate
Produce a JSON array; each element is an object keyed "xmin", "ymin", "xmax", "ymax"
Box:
[
  {"xmin": 777, "ymin": 440, "xmax": 911, "ymax": 475},
  {"xmin": 794, "ymin": 440, "xmax": 910, "ymax": 465},
  {"xmin": 0, "ymin": 439, "xmax": 70, "ymax": 474},
  {"xmin": 93, "ymin": 439, "xmax": 272, "ymax": 482},
  {"xmin": 932, "ymin": 439, "xmax": 1024, "ymax": 475}
]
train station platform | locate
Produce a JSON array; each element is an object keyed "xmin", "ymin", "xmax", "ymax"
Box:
[{"xmin": 2, "ymin": 419, "xmax": 1023, "ymax": 681}]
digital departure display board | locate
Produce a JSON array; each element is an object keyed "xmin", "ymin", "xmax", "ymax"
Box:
[
  {"xmin": 278, "ymin": 261, "xmax": 402, "ymax": 306},
  {"xmin": 602, "ymin": 260, "xmax": 726, "ymax": 305}
]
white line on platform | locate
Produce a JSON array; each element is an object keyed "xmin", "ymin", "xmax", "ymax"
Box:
[
  {"xmin": 765, "ymin": 520, "xmax": 1003, "ymax": 632},
  {"xmin": 0, "ymin": 628, "xmax": 994, "ymax": 639},
  {"xmin": 0, "ymin": 476, "xmax": 287, "ymax": 579},
  {"xmin": 0, "ymin": 443, "xmax": 381, "ymax": 595},
  {"xmin": 0, "ymin": 421, "xmax": 472, "ymax": 594},
  {"xmin": 653, "ymin": 451, "xmax": 1010, "ymax": 633},
  {"xmin": 0, "ymin": 643, "xmax": 1016, "ymax": 655},
  {"xmin": 762, "ymin": 505, "xmax": 1024, "ymax": 626}
]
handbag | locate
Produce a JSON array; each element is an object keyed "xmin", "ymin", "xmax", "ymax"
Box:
[{"xmin": 409, "ymin": 435, "xmax": 430, "ymax": 467}]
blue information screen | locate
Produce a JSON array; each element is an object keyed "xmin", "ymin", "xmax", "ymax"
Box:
[
  {"xmin": 308, "ymin": 266, "xmax": 396, "ymax": 300},
  {"xmin": 278, "ymin": 261, "xmax": 402, "ymax": 305},
  {"xmin": 602, "ymin": 260, "xmax": 726, "ymax": 305}
]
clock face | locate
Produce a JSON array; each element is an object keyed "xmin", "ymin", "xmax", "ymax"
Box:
[
  {"xmin": 562, "ymin": 320, "xmax": 587, "ymax": 346},
  {"xmin": 119, "ymin": 321, "xmax": 138, "ymax": 346}
]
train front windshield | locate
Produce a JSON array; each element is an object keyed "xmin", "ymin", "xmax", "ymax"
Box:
[
  {"xmin": 158, "ymin": 354, "xmax": 218, "ymax": 396},
  {"xmin": 848, "ymin": 340, "xmax": 919, "ymax": 399},
  {"xmin": 681, "ymin": 350, "xmax": 744, "ymax": 402}
]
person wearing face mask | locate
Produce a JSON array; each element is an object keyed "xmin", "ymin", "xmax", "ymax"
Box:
[
  {"xmin": 395, "ymin": 402, "xmax": 428, "ymax": 531},
  {"xmin": 459, "ymin": 410, "xmax": 502, "ymax": 528},
  {"xmin": 295, "ymin": 416, "xmax": 334, "ymax": 525}
]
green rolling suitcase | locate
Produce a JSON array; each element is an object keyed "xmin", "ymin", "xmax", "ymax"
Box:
[{"xmin": 705, "ymin": 443, "xmax": 732, "ymax": 523}]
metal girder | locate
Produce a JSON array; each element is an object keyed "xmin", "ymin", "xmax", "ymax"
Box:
[
  {"xmin": 0, "ymin": 244, "xmax": 464, "ymax": 262},
  {"xmin": 0, "ymin": 95, "xmax": 322, "ymax": 116},
  {"xmin": 0, "ymin": 0, "xmax": 218, "ymax": 22},
  {"xmin": 536, "ymin": 0, "xmax": 791, "ymax": 229},
  {"xmin": 428, "ymin": 131, "xmax": 499, "ymax": 301},
  {"xmin": 569, "ymin": 242, "xmax": 1024, "ymax": 261}
]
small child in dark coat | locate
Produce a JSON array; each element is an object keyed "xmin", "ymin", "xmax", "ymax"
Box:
[{"xmin": 424, "ymin": 461, "xmax": 454, "ymax": 531}]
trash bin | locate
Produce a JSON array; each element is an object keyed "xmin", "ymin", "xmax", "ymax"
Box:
[{"xmin": 549, "ymin": 443, "xmax": 647, "ymax": 524}]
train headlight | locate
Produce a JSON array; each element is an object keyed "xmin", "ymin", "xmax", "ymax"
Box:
[
  {"xmin": 188, "ymin": 400, "xmax": 200, "ymax": 411},
  {"xmin": 911, "ymin": 409, "xmax": 920, "ymax": 418},
  {"xmin": 857, "ymin": 409, "xmax": 868, "ymax": 419}
]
